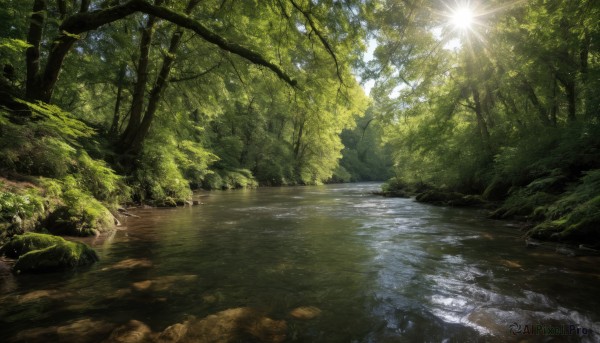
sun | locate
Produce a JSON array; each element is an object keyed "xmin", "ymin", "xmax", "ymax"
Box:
[{"xmin": 450, "ymin": 6, "xmax": 474, "ymax": 30}]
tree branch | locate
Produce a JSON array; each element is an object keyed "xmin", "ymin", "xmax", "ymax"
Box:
[
  {"xmin": 168, "ymin": 62, "xmax": 222, "ymax": 83},
  {"xmin": 288, "ymin": 0, "xmax": 342, "ymax": 83},
  {"xmin": 58, "ymin": 0, "xmax": 296, "ymax": 83}
]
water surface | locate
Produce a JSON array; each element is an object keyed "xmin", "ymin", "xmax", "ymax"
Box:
[{"xmin": 1, "ymin": 183, "xmax": 599, "ymax": 342}]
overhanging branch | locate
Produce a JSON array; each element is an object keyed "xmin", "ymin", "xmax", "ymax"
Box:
[
  {"xmin": 57, "ymin": 0, "xmax": 296, "ymax": 88},
  {"xmin": 289, "ymin": 0, "xmax": 342, "ymax": 83}
]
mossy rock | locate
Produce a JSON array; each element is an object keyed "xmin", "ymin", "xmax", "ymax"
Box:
[
  {"xmin": 0, "ymin": 232, "xmax": 65, "ymax": 258},
  {"xmin": 44, "ymin": 204, "xmax": 114, "ymax": 237},
  {"xmin": 528, "ymin": 196, "xmax": 600, "ymax": 244},
  {"xmin": 0, "ymin": 233, "xmax": 98, "ymax": 273}
]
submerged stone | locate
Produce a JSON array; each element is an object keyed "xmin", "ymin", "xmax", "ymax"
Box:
[
  {"xmin": 104, "ymin": 319, "xmax": 151, "ymax": 343},
  {"xmin": 102, "ymin": 258, "xmax": 153, "ymax": 271},
  {"xmin": 163, "ymin": 307, "xmax": 287, "ymax": 343},
  {"xmin": 14, "ymin": 318, "xmax": 115, "ymax": 343},
  {"xmin": 289, "ymin": 306, "xmax": 322, "ymax": 320}
]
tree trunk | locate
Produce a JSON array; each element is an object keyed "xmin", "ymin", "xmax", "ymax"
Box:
[
  {"xmin": 121, "ymin": 0, "xmax": 201, "ymax": 157},
  {"xmin": 110, "ymin": 64, "xmax": 127, "ymax": 136},
  {"xmin": 521, "ymin": 78, "xmax": 551, "ymax": 126},
  {"xmin": 119, "ymin": 14, "xmax": 159, "ymax": 149},
  {"xmin": 25, "ymin": 0, "xmax": 47, "ymax": 101},
  {"xmin": 470, "ymin": 85, "xmax": 492, "ymax": 150},
  {"xmin": 125, "ymin": 28, "xmax": 184, "ymax": 155},
  {"xmin": 558, "ymin": 76, "xmax": 576, "ymax": 122}
]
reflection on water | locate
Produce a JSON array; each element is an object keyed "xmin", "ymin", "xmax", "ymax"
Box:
[{"xmin": 0, "ymin": 183, "xmax": 599, "ymax": 342}]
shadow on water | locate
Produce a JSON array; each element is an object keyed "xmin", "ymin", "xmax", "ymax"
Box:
[{"xmin": 1, "ymin": 183, "xmax": 599, "ymax": 342}]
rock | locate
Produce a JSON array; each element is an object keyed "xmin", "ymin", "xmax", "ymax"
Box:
[
  {"xmin": 201, "ymin": 294, "xmax": 218, "ymax": 304},
  {"xmin": 18, "ymin": 289, "xmax": 70, "ymax": 303},
  {"xmin": 1, "ymin": 233, "xmax": 99, "ymax": 273},
  {"xmin": 192, "ymin": 200, "xmax": 201, "ymax": 206},
  {"xmin": 0, "ymin": 232, "xmax": 64, "ymax": 258},
  {"xmin": 14, "ymin": 242, "xmax": 99, "ymax": 273},
  {"xmin": 44, "ymin": 205, "xmax": 115, "ymax": 237},
  {"xmin": 289, "ymin": 306, "xmax": 322, "ymax": 320},
  {"xmin": 14, "ymin": 318, "xmax": 115, "ymax": 343},
  {"xmin": 499, "ymin": 259, "xmax": 522, "ymax": 268},
  {"xmin": 102, "ymin": 258, "xmax": 153, "ymax": 271},
  {"xmin": 157, "ymin": 323, "xmax": 188, "ymax": 343},
  {"xmin": 104, "ymin": 320, "xmax": 151, "ymax": 343},
  {"xmin": 132, "ymin": 280, "xmax": 153, "ymax": 291},
  {"xmin": 245, "ymin": 316, "xmax": 287, "ymax": 343},
  {"xmin": 184, "ymin": 307, "xmax": 287, "ymax": 343},
  {"xmin": 58, "ymin": 319, "xmax": 116, "ymax": 342},
  {"xmin": 131, "ymin": 275, "xmax": 198, "ymax": 293}
]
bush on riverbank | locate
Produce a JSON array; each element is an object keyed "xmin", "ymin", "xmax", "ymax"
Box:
[{"xmin": 0, "ymin": 232, "xmax": 98, "ymax": 273}]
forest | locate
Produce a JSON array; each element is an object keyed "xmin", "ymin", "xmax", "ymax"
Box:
[{"xmin": 1, "ymin": 0, "xmax": 599, "ymax": 252}]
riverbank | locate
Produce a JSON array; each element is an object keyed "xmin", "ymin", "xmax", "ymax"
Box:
[{"xmin": 376, "ymin": 172, "xmax": 600, "ymax": 249}]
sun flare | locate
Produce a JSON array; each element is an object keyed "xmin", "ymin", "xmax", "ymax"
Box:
[{"xmin": 450, "ymin": 6, "xmax": 474, "ymax": 30}]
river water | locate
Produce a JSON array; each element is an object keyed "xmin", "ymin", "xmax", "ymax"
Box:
[{"xmin": 1, "ymin": 183, "xmax": 599, "ymax": 342}]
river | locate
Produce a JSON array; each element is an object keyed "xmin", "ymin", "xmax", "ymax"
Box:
[{"xmin": 0, "ymin": 183, "xmax": 599, "ymax": 342}]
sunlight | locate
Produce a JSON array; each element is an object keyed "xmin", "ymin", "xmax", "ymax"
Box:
[{"xmin": 450, "ymin": 6, "xmax": 474, "ymax": 30}]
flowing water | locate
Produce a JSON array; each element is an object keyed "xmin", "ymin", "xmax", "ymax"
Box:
[{"xmin": 1, "ymin": 183, "xmax": 599, "ymax": 342}]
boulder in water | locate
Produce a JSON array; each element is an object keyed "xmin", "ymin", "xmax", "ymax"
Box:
[{"xmin": 1, "ymin": 233, "xmax": 98, "ymax": 273}]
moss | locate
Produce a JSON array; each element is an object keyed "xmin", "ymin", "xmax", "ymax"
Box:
[
  {"xmin": 0, "ymin": 233, "xmax": 98, "ymax": 273},
  {"xmin": 44, "ymin": 203, "xmax": 113, "ymax": 237},
  {"xmin": 14, "ymin": 241, "xmax": 98, "ymax": 273},
  {"xmin": 529, "ymin": 196, "xmax": 600, "ymax": 243},
  {"xmin": 0, "ymin": 232, "xmax": 64, "ymax": 258},
  {"xmin": 490, "ymin": 190, "xmax": 557, "ymax": 219}
]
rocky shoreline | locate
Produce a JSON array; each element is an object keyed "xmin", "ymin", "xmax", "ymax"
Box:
[{"xmin": 373, "ymin": 181, "xmax": 600, "ymax": 253}]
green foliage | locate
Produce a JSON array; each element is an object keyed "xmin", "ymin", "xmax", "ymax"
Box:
[
  {"xmin": 0, "ymin": 191, "xmax": 43, "ymax": 222},
  {"xmin": 175, "ymin": 140, "xmax": 219, "ymax": 187},
  {"xmin": 202, "ymin": 169, "xmax": 258, "ymax": 190},
  {"xmin": 330, "ymin": 165, "xmax": 352, "ymax": 183},
  {"xmin": 491, "ymin": 189, "xmax": 558, "ymax": 219},
  {"xmin": 132, "ymin": 139, "xmax": 193, "ymax": 203},
  {"xmin": 76, "ymin": 151, "xmax": 128, "ymax": 204},
  {"xmin": 0, "ymin": 38, "xmax": 31, "ymax": 52},
  {"xmin": 29, "ymin": 176, "xmax": 114, "ymax": 236},
  {"xmin": 338, "ymin": 110, "xmax": 393, "ymax": 182}
]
